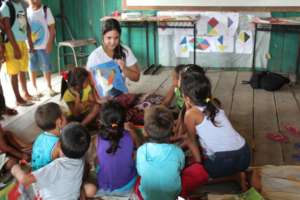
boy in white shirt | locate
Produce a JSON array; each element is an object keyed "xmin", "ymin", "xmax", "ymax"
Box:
[{"xmin": 26, "ymin": 0, "xmax": 57, "ymax": 97}]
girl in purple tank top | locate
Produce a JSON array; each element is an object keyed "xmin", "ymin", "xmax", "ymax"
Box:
[{"xmin": 95, "ymin": 100, "xmax": 141, "ymax": 195}]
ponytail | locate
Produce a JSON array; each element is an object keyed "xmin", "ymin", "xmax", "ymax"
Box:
[{"xmin": 98, "ymin": 100, "xmax": 126, "ymax": 154}]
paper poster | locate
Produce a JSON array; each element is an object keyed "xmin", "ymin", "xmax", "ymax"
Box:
[
  {"xmin": 197, "ymin": 12, "xmax": 239, "ymax": 36},
  {"xmin": 187, "ymin": 35, "xmax": 215, "ymax": 53},
  {"xmin": 235, "ymin": 31, "xmax": 253, "ymax": 54},
  {"xmin": 174, "ymin": 29, "xmax": 193, "ymax": 57},
  {"xmin": 214, "ymin": 35, "xmax": 234, "ymax": 53}
]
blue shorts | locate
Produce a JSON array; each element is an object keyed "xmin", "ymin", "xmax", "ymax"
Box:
[
  {"xmin": 29, "ymin": 50, "xmax": 52, "ymax": 72},
  {"xmin": 203, "ymin": 143, "xmax": 251, "ymax": 178}
]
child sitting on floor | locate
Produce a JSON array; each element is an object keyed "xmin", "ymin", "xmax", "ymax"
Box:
[
  {"xmin": 31, "ymin": 102, "xmax": 66, "ymax": 170},
  {"xmin": 61, "ymin": 67, "xmax": 100, "ymax": 127},
  {"xmin": 11, "ymin": 122, "xmax": 91, "ymax": 200},
  {"xmin": 180, "ymin": 71, "xmax": 250, "ymax": 191},
  {"xmin": 135, "ymin": 105, "xmax": 208, "ymax": 200},
  {"xmin": 163, "ymin": 64, "xmax": 205, "ymax": 136},
  {"xmin": 88, "ymin": 100, "xmax": 140, "ymax": 197}
]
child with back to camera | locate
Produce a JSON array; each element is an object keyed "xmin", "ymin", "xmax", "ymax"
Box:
[
  {"xmin": 31, "ymin": 102, "xmax": 66, "ymax": 171},
  {"xmin": 87, "ymin": 100, "xmax": 141, "ymax": 197},
  {"xmin": 180, "ymin": 71, "xmax": 250, "ymax": 191},
  {"xmin": 135, "ymin": 105, "xmax": 208, "ymax": 200}
]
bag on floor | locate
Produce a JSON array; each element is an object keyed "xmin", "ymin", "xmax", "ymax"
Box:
[{"xmin": 243, "ymin": 71, "xmax": 290, "ymax": 91}]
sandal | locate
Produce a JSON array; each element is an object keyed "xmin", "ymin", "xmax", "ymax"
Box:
[
  {"xmin": 3, "ymin": 107, "xmax": 18, "ymax": 116},
  {"xmin": 284, "ymin": 124, "xmax": 300, "ymax": 137},
  {"xmin": 16, "ymin": 101, "xmax": 34, "ymax": 107},
  {"xmin": 266, "ymin": 133, "xmax": 289, "ymax": 143},
  {"xmin": 292, "ymin": 154, "xmax": 300, "ymax": 161}
]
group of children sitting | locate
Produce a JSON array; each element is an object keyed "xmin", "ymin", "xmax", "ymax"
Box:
[{"xmin": 1, "ymin": 63, "xmax": 251, "ymax": 200}]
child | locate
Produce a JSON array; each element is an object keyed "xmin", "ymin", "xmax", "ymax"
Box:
[
  {"xmin": 180, "ymin": 71, "xmax": 250, "ymax": 191},
  {"xmin": 163, "ymin": 64, "xmax": 204, "ymax": 110},
  {"xmin": 0, "ymin": 0, "xmax": 34, "ymax": 106},
  {"xmin": 26, "ymin": 0, "xmax": 57, "ymax": 97},
  {"xmin": 87, "ymin": 18, "xmax": 140, "ymax": 97},
  {"xmin": 11, "ymin": 122, "xmax": 91, "ymax": 200},
  {"xmin": 163, "ymin": 64, "xmax": 205, "ymax": 136},
  {"xmin": 61, "ymin": 67, "xmax": 100, "ymax": 127},
  {"xmin": 92, "ymin": 100, "xmax": 140, "ymax": 196},
  {"xmin": 31, "ymin": 102, "xmax": 66, "ymax": 170},
  {"xmin": 136, "ymin": 105, "xmax": 208, "ymax": 200}
]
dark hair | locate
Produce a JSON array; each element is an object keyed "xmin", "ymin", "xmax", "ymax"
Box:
[
  {"xmin": 144, "ymin": 105, "xmax": 174, "ymax": 143},
  {"xmin": 102, "ymin": 18, "xmax": 127, "ymax": 60},
  {"xmin": 60, "ymin": 122, "xmax": 91, "ymax": 159},
  {"xmin": 180, "ymin": 64, "xmax": 205, "ymax": 75},
  {"xmin": 60, "ymin": 67, "xmax": 89, "ymax": 99},
  {"xmin": 35, "ymin": 102, "xmax": 62, "ymax": 131},
  {"xmin": 98, "ymin": 100, "xmax": 126, "ymax": 154},
  {"xmin": 180, "ymin": 72, "xmax": 220, "ymax": 126}
]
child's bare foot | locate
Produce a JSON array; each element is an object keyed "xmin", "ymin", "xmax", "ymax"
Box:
[{"xmin": 236, "ymin": 172, "xmax": 249, "ymax": 192}]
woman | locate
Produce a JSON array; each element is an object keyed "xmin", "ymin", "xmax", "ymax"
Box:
[{"xmin": 86, "ymin": 18, "xmax": 140, "ymax": 97}]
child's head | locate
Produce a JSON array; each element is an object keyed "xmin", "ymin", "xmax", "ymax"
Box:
[
  {"xmin": 35, "ymin": 102, "xmax": 66, "ymax": 131},
  {"xmin": 60, "ymin": 122, "xmax": 91, "ymax": 159},
  {"xmin": 180, "ymin": 72, "xmax": 219, "ymax": 126},
  {"xmin": 173, "ymin": 64, "xmax": 205, "ymax": 87},
  {"xmin": 102, "ymin": 18, "xmax": 126, "ymax": 60},
  {"xmin": 144, "ymin": 105, "xmax": 174, "ymax": 143},
  {"xmin": 99, "ymin": 100, "xmax": 126, "ymax": 154},
  {"xmin": 172, "ymin": 64, "xmax": 187, "ymax": 87},
  {"xmin": 60, "ymin": 67, "xmax": 90, "ymax": 98}
]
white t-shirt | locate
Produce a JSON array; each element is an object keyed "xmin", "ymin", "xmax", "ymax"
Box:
[
  {"xmin": 86, "ymin": 45, "xmax": 137, "ymax": 96},
  {"xmin": 32, "ymin": 157, "xmax": 84, "ymax": 200},
  {"xmin": 195, "ymin": 107, "xmax": 245, "ymax": 156},
  {"xmin": 27, "ymin": 5, "xmax": 55, "ymax": 49}
]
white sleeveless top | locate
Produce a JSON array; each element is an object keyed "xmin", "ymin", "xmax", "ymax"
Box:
[{"xmin": 195, "ymin": 107, "xmax": 245, "ymax": 156}]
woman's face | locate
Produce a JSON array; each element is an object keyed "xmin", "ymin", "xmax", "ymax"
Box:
[{"xmin": 103, "ymin": 30, "xmax": 120, "ymax": 51}]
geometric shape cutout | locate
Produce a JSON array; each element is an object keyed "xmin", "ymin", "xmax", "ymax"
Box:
[{"xmin": 208, "ymin": 17, "xmax": 219, "ymax": 28}]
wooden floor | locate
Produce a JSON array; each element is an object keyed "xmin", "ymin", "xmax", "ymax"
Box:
[{"xmin": 3, "ymin": 68, "xmax": 300, "ymax": 166}]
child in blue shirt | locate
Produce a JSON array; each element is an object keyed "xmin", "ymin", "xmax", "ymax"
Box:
[
  {"xmin": 31, "ymin": 102, "xmax": 67, "ymax": 170},
  {"xmin": 135, "ymin": 105, "xmax": 208, "ymax": 200}
]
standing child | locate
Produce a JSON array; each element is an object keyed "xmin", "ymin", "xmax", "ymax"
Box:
[
  {"xmin": 180, "ymin": 72, "xmax": 250, "ymax": 191},
  {"xmin": 11, "ymin": 122, "xmax": 91, "ymax": 200},
  {"xmin": 91, "ymin": 100, "xmax": 140, "ymax": 196},
  {"xmin": 31, "ymin": 102, "xmax": 66, "ymax": 170},
  {"xmin": 61, "ymin": 67, "xmax": 100, "ymax": 127},
  {"xmin": 136, "ymin": 105, "xmax": 208, "ymax": 200},
  {"xmin": 0, "ymin": 0, "xmax": 34, "ymax": 106},
  {"xmin": 26, "ymin": 0, "xmax": 57, "ymax": 97}
]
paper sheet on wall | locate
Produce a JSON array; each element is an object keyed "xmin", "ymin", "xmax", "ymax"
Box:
[
  {"xmin": 235, "ymin": 31, "xmax": 253, "ymax": 54},
  {"xmin": 197, "ymin": 12, "xmax": 239, "ymax": 36},
  {"xmin": 187, "ymin": 35, "xmax": 234, "ymax": 53},
  {"xmin": 174, "ymin": 29, "xmax": 193, "ymax": 57}
]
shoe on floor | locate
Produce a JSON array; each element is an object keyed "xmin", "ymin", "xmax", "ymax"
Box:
[{"xmin": 48, "ymin": 89, "xmax": 59, "ymax": 97}]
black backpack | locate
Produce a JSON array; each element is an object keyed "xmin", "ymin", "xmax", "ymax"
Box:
[{"xmin": 242, "ymin": 71, "xmax": 290, "ymax": 91}]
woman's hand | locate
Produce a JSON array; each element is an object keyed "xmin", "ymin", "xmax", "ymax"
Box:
[{"xmin": 116, "ymin": 59, "xmax": 126, "ymax": 71}]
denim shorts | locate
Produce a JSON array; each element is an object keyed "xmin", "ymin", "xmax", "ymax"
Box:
[
  {"xmin": 29, "ymin": 49, "xmax": 52, "ymax": 72},
  {"xmin": 203, "ymin": 143, "xmax": 251, "ymax": 178}
]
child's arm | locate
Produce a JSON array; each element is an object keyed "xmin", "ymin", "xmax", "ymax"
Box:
[
  {"xmin": 125, "ymin": 122, "xmax": 142, "ymax": 148},
  {"xmin": 0, "ymin": 131, "xmax": 28, "ymax": 160},
  {"xmin": 26, "ymin": 21, "xmax": 34, "ymax": 52},
  {"xmin": 51, "ymin": 141, "xmax": 61, "ymax": 160},
  {"xmin": 11, "ymin": 164, "xmax": 36, "ymax": 186},
  {"xmin": 184, "ymin": 109, "xmax": 198, "ymax": 142},
  {"xmin": 162, "ymin": 85, "xmax": 175, "ymax": 107},
  {"xmin": 2, "ymin": 17, "xmax": 21, "ymax": 59},
  {"xmin": 67, "ymin": 89, "xmax": 85, "ymax": 116},
  {"xmin": 45, "ymin": 24, "xmax": 55, "ymax": 54}
]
